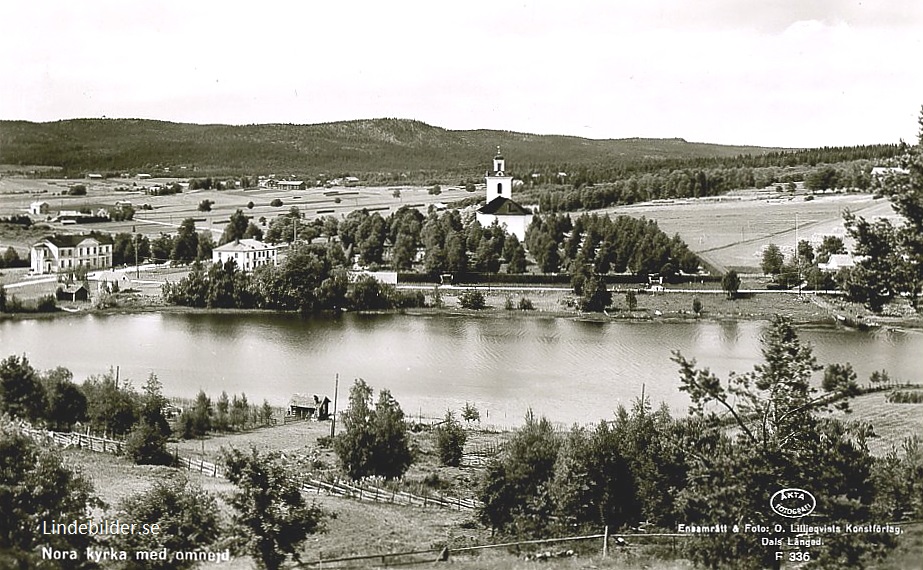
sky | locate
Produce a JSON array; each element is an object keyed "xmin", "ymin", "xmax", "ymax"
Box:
[{"xmin": 1, "ymin": 0, "xmax": 921, "ymax": 148}]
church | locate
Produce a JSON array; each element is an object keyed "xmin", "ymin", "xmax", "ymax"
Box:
[{"xmin": 475, "ymin": 147, "xmax": 533, "ymax": 241}]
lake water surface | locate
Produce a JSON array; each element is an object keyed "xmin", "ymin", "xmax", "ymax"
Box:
[{"xmin": 2, "ymin": 313, "xmax": 920, "ymax": 426}]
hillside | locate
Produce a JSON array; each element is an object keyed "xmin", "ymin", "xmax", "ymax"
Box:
[{"xmin": 0, "ymin": 118, "xmax": 790, "ymax": 177}]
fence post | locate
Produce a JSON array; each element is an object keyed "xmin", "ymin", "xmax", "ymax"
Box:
[{"xmin": 602, "ymin": 526, "xmax": 609, "ymax": 557}]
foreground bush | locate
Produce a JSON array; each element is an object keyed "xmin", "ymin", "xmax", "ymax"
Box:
[
  {"xmin": 111, "ymin": 475, "xmax": 220, "ymax": 570},
  {"xmin": 224, "ymin": 446, "xmax": 327, "ymax": 570}
]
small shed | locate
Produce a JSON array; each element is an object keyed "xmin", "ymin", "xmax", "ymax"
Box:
[
  {"xmin": 95, "ymin": 271, "xmax": 133, "ymax": 293},
  {"xmin": 30, "ymin": 201, "xmax": 50, "ymax": 215},
  {"xmin": 57, "ymin": 284, "xmax": 89, "ymax": 302},
  {"xmin": 289, "ymin": 394, "xmax": 331, "ymax": 420}
]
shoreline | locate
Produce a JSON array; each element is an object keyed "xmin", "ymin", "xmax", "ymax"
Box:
[{"xmin": 2, "ymin": 290, "xmax": 922, "ymax": 329}]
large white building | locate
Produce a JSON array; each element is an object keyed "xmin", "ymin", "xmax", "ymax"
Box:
[
  {"xmin": 475, "ymin": 147, "xmax": 533, "ymax": 241},
  {"xmin": 212, "ymin": 239, "xmax": 277, "ymax": 272},
  {"xmin": 30, "ymin": 234, "xmax": 113, "ymax": 274}
]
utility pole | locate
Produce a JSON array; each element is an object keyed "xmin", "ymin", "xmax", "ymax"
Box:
[
  {"xmin": 330, "ymin": 373, "xmax": 339, "ymax": 438},
  {"xmin": 133, "ymin": 227, "xmax": 140, "ymax": 279}
]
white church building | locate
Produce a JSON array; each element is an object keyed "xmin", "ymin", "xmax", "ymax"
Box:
[{"xmin": 475, "ymin": 147, "xmax": 533, "ymax": 241}]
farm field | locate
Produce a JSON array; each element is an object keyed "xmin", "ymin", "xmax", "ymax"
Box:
[
  {"xmin": 606, "ymin": 190, "xmax": 897, "ymax": 273},
  {"xmin": 0, "ymin": 175, "xmax": 476, "ymax": 252}
]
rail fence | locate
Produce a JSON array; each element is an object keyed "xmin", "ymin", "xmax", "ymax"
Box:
[
  {"xmin": 20, "ymin": 425, "xmax": 124, "ymax": 454},
  {"xmin": 19, "ymin": 424, "xmax": 480, "ymax": 512},
  {"xmin": 297, "ymin": 527, "xmax": 690, "ymax": 568}
]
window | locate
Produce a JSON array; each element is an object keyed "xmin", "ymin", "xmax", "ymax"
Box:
[{"xmin": 497, "ymin": 183, "xmax": 503, "ymax": 194}]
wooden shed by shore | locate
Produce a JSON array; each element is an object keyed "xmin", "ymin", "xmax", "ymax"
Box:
[{"xmin": 289, "ymin": 394, "xmax": 331, "ymax": 420}]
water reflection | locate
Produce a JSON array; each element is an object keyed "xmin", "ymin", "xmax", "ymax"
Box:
[{"xmin": 1, "ymin": 313, "xmax": 920, "ymax": 426}]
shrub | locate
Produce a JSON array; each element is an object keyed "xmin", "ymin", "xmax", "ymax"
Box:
[
  {"xmin": 124, "ymin": 419, "xmax": 172, "ymax": 465},
  {"xmin": 270, "ymin": 198, "xmax": 283, "ymax": 207},
  {"xmin": 197, "ymin": 199, "xmax": 214, "ymax": 212},
  {"xmin": 518, "ymin": 296, "xmax": 535, "ymax": 310},
  {"xmin": 111, "ymin": 475, "xmax": 220, "ymax": 570},
  {"xmin": 435, "ymin": 411, "xmax": 466, "ymax": 467},
  {"xmin": 458, "ymin": 289, "xmax": 486, "ymax": 310},
  {"xmin": 0, "ymin": 420, "xmax": 96, "ymax": 568},
  {"xmin": 479, "ymin": 411, "xmax": 560, "ymax": 534},
  {"xmin": 67, "ymin": 184, "xmax": 87, "ymax": 195},
  {"xmin": 887, "ymin": 390, "xmax": 923, "ymax": 404},
  {"xmin": 461, "ymin": 402, "xmax": 480, "ymax": 423},
  {"xmin": 225, "ymin": 446, "xmax": 327, "ymax": 570},
  {"xmin": 35, "ymin": 294, "xmax": 58, "ymax": 312}
]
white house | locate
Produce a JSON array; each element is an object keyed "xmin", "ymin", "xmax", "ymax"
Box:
[
  {"xmin": 819, "ymin": 253, "xmax": 862, "ymax": 273},
  {"xmin": 475, "ymin": 147, "xmax": 533, "ymax": 241},
  {"xmin": 30, "ymin": 234, "xmax": 114, "ymax": 274},
  {"xmin": 212, "ymin": 239, "xmax": 277, "ymax": 272},
  {"xmin": 29, "ymin": 201, "xmax": 50, "ymax": 216}
]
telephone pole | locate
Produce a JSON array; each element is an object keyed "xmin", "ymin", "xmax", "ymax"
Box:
[{"xmin": 330, "ymin": 373, "xmax": 339, "ymax": 438}]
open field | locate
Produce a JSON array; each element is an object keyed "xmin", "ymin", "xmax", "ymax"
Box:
[
  {"xmin": 0, "ymin": 175, "xmax": 476, "ymax": 248},
  {"xmin": 606, "ymin": 190, "xmax": 898, "ymax": 273}
]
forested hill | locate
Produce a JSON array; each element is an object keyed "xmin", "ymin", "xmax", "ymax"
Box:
[{"xmin": 0, "ymin": 118, "xmax": 793, "ymax": 177}]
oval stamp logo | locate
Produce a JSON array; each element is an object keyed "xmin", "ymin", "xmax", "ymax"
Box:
[{"xmin": 770, "ymin": 488, "xmax": 816, "ymax": 518}]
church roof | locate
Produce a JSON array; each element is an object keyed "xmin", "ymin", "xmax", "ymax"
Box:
[{"xmin": 478, "ymin": 197, "xmax": 531, "ymax": 216}]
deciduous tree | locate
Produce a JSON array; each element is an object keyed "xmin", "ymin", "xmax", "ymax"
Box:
[
  {"xmin": 334, "ymin": 379, "xmax": 413, "ymax": 479},
  {"xmin": 224, "ymin": 446, "xmax": 327, "ymax": 570},
  {"xmin": 0, "ymin": 354, "xmax": 46, "ymax": 422},
  {"xmin": 0, "ymin": 420, "xmax": 96, "ymax": 569}
]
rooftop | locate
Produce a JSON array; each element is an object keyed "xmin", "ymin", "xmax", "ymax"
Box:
[
  {"xmin": 214, "ymin": 239, "xmax": 276, "ymax": 252},
  {"xmin": 478, "ymin": 196, "xmax": 532, "ymax": 216}
]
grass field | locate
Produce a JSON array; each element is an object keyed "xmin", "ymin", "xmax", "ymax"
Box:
[
  {"xmin": 607, "ymin": 190, "xmax": 897, "ymax": 273},
  {"xmin": 0, "ymin": 175, "xmax": 475, "ymax": 251}
]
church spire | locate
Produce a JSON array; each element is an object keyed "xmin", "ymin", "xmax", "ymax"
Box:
[{"xmin": 486, "ymin": 146, "xmax": 512, "ymax": 202}]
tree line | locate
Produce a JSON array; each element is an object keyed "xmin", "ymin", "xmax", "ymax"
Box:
[
  {"xmin": 525, "ymin": 212, "xmax": 699, "ymax": 277},
  {"xmin": 525, "ymin": 158, "xmax": 886, "ymax": 213}
]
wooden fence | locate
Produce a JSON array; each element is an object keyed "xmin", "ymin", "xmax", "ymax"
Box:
[
  {"xmin": 297, "ymin": 528, "xmax": 690, "ymax": 567},
  {"xmin": 20, "ymin": 426, "xmax": 124, "ymax": 455},
  {"xmin": 300, "ymin": 477, "xmax": 480, "ymax": 511},
  {"xmin": 18, "ymin": 423, "xmax": 479, "ymax": 512}
]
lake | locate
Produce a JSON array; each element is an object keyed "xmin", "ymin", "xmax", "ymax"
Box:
[{"xmin": 1, "ymin": 312, "xmax": 920, "ymax": 426}]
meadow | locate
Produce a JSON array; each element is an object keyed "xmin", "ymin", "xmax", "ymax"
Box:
[
  {"xmin": 607, "ymin": 190, "xmax": 896, "ymax": 273},
  {"xmin": 0, "ymin": 175, "xmax": 474, "ymax": 252}
]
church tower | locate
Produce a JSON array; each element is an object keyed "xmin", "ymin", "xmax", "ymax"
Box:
[{"xmin": 485, "ymin": 146, "xmax": 513, "ymax": 203}]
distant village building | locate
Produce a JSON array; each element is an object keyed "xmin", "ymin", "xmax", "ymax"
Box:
[
  {"xmin": 277, "ymin": 180, "xmax": 306, "ymax": 190},
  {"xmin": 348, "ymin": 270, "xmax": 398, "ymax": 285},
  {"xmin": 30, "ymin": 234, "xmax": 114, "ymax": 274},
  {"xmin": 29, "ymin": 201, "xmax": 50, "ymax": 216},
  {"xmin": 211, "ymin": 239, "xmax": 277, "ymax": 272},
  {"xmin": 94, "ymin": 270, "xmax": 133, "ymax": 293},
  {"xmin": 289, "ymin": 394, "xmax": 331, "ymax": 420},
  {"xmin": 871, "ymin": 166, "xmax": 909, "ymax": 178},
  {"xmin": 87, "ymin": 173, "xmax": 103, "ymax": 180},
  {"xmin": 819, "ymin": 253, "xmax": 862, "ymax": 273},
  {"xmin": 475, "ymin": 147, "xmax": 533, "ymax": 241}
]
